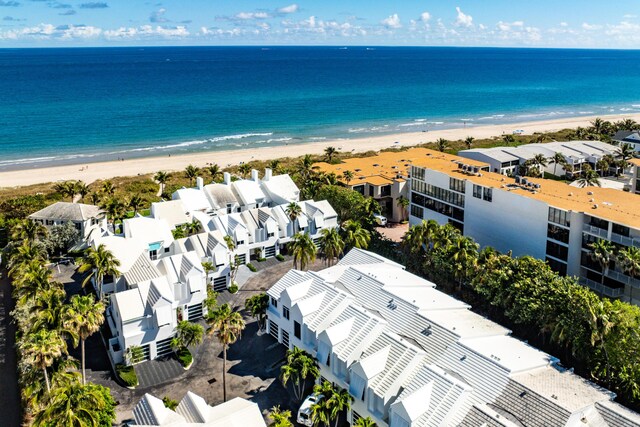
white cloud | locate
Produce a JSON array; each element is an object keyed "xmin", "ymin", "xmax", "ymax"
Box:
[
  {"xmin": 560, "ymin": 22, "xmax": 568, "ymax": 27},
  {"xmin": 455, "ymin": 7, "xmax": 473, "ymax": 27},
  {"xmin": 420, "ymin": 12, "xmax": 431, "ymax": 22},
  {"xmin": 497, "ymin": 20, "xmax": 524, "ymax": 31},
  {"xmin": 623, "ymin": 14, "xmax": 637, "ymax": 19},
  {"xmin": 150, "ymin": 8, "xmax": 167, "ymax": 23},
  {"xmin": 582, "ymin": 22, "xmax": 602, "ymax": 30},
  {"xmin": 381, "ymin": 13, "xmax": 401, "ymax": 29},
  {"xmin": 278, "ymin": 4, "xmax": 299, "ymax": 14},
  {"xmin": 235, "ymin": 11, "xmax": 269, "ymax": 20}
]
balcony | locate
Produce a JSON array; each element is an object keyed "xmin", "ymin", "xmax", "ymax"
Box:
[
  {"xmin": 579, "ymin": 277, "xmax": 625, "ymax": 298},
  {"xmin": 583, "ymin": 224, "xmax": 640, "ymax": 248}
]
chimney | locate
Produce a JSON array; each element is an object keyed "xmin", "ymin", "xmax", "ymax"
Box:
[
  {"xmin": 251, "ymin": 169, "xmax": 259, "ymax": 182},
  {"xmin": 196, "ymin": 176, "xmax": 204, "ymax": 190},
  {"xmin": 264, "ymin": 168, "xmax": 272, "ymax": 181},
  {"xmin": 223, "ymin": 172, "xmax": 231, "ymax": 185}
]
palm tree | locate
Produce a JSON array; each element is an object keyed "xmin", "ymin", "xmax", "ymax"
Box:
[
  {"xmin": 33, "ymin": 383, "xmax": 115, "ymax": 427},
  {"xmin": 617, "ymin": 246, "xmax": 640, "ymax": 296},
  {"xmin": 88, "ymin": 192, "xmax": 101, "ymax": 205},
  {"xmin": 464, "ymin": 136, "xmax": 474, "ymax": 150},
  {"xmin": 319, "ymin": 227, "xmax": 344, "ymax": 267},
  {"xmin": 128, "ymin": 194, "xmax": 144, "ymax": 215},
  {"xmin": 53, "ymin": 181, "xmax": 76, "ymax": 201},
  {"xmin": 617, "ymin": 142, "xmax": 635, "ymax": 166},
  {"xmin": 354, "ymin": 417, "xmax": 377, "ymax": 427},
  {"xmin": 311, "ymin": 381, "xmax": 352, "ymax": 427},
  {"xmin": 12, "ymin": 260, "xmax": 55, "ymax": 304},
  {"xmin": 101, "ymin": 197, "xmax": 126, "ymax": 231},
  {"xmin": 589, "ymin": 239, "xmax": 615, "ymax": 287},
  {"xmin": 78, "ymin": 244, "xmax": 121, "ymax": 300},
  {"xmin": 185, "ymin": 219, "xmax": 201, "ymax": 236},
  {"xmin": 207, "ymin": 303, "xmax": 245, "ymax": 402},
  {"xmin": 616, "ymin": 118, "xmax": 638, "ymax": 131},
  {"xmin": 576, "ymin": 169, "xmax": 601, "ymax": 188},
  {"xmin": 280, "ymin": 347, "xmax": 320, "ymax": 401},
  {"xmin": 173, "ymin": 320, "xmax": 205, "ymax": 350},
  {"xmin": 324, "ymin": 146, "xmax": 337, "ymax": 163},
  {"xmin": 207, "ymin": 163, "xmax": 222, "ymax": 182},
  {"xmin": 185, "ymin": 165, "xmax": 200, "ymax": 186},
  {"xmin": 531, "ymin": 153, "xmax": 548, "ymax": 169},
  {"xmin": 396, "ymin": 195, "xmax": 409, "ymax": 221},
  {"xmin": 342, "ymin": 220, "xmax": 371, "ymax": 250},
  {"xmin": 64, "ymin": 294, "xmax": 105, "ymax": 385},
  {"xmin": 298, "ymin": 154, "xmax": 314, "ymax": 179},
  {"xmin": 74, "ymin": 180, "xmax": 90, "ymax": 202},
  {"xmin": 20, "ymin": 329, "xmax": 66, "ymax": 394},
  {"xmin": 502, "ymin": 134, "xmax": 515, "ymax": 145},
  {"xmin": 10, "ymin": 219, "xmax": 47, "ymax": 242},
  {"xmin": 238, "ymin": 163, "xmax": 251, "ymax": 179},
  {"xmin": 101, "ymin": 180, "xmax": 116, "ymax": 196},
  {"xmin": 154, "ymin": 171, "xmax": 170, "ymax": 195},
  {"xmin": 591, "ymin": 117, "xmax": 605, "ymax": 134},
  {"xmin": 224, "ymin": 235, "xmax": 236, "ymax": 252},
  {"xmin": 435, "ymin": 138, "xmax": 449, "ymax": 152},
  {"xmin": 549, "ymin": 152, "xmax": 566, "ymax": 176},
  {"xmin": 289, "ymin": 232, "xmax": 317, "ymax": 271},
  {"xmin": 7, "ymin": 240, "xmax": 47, "ymax": 278},
  {"xmin": 269, "ymin": 406, "xmax": 293, "ymax": 427},
  {"xmin": 535, "ymin": 132, "xmax": 550, "ymax": 143},
  {"xmin": 286, "ymin": 202, "xmax": 302, "ymax": 222},
  {"xmin": 268, "ymin": 159, "xmax": 281, "ymax": 173},
  {"xmin": 449, "ymin": 236, "xmax": 479, "ymax": 291},
  {"xmin": 342, "ymin": 170, "xmax": 354, "ymax": 186},
  {"xmin": 31, "ymin": 286, "xmax": 76, "ymax": 341},
  {"xmin": 245, "ymin": 293, "xmax": 269, "ymax": 331}
]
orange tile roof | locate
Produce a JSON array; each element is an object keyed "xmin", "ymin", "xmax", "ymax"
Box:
[
  {"xmin": 629, "ymin": 158, "xmax": 640, "ymax": 168},
  {"xmin": 411, "ymin": 150, "xmax": 640, "ymax": 230},
  {"xmin": 314, "ymin": 147, "xmax": 486, "ymax": 187}
]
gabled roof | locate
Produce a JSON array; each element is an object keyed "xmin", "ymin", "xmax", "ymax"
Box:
[
  {"xmin": 173, "ymin": 188, "xmax": 211, "ymax": 212},
  {"xmin": 231, "ymin": 179, "xmax": 266, "ymax": 206},
  {"xmin": 112, "ymin": 288, "xmax": 145, "ymax": 322},
  {"xmin": 614, "ymin": 130, "xmax": 640, "ymax": 143},
  {"xmin": 29, "ymin": 201, "xmax": 103, "ymax": 221},
  {"xmin": 202, "ymin": 183, "xmax": 238, "ymax": 210},
  {"xmin": 123, "ymin": 216, "xmax": 174, "ymax": 246},
  {"xmin": 133, "ymin": 393, "xmax": 185, "ymax": 426},
  {"xmin": 151, "ymin": 199, "xmax": 190, "ymax": 229},
  {"xmin": 260, "ymin": 173, "xmax": 300, "ymax": 203},
  {"xmin": 123, "ymin": 253, "xmax": 163, "ymax": 286}
]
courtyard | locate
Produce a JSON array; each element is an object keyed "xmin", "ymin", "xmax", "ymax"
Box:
[{"xmin": 68, "ymin": 258, "xmax": 328, "ymax": 426}]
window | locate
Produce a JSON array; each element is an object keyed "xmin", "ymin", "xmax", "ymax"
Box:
[
  {"xmin": 149, "ymin": 250, "xmax": 158, "ymax": 260},
  {"xmin": 546, "ymin": 241, "xmax": 568, "ymax": 261},
  {"xmin": 412, "ymin": 193, "xmax": 464, "ymax": 222},
  {"xmin": 380, "ymin": 185, "xmax": 391, "ymax": 197},
  {"xmin": 353, "ymin": 185, "xmax": 365, "ymax": 194},
  {"xmin": 74, "ymin": 222, "xmax": 82, "ymax": 230},
  {"xmin": 164, "ymin": 247, "xmax": 170, "ymax": 253},
  {"xmin": 548, "ymin": 207, "xmax": 570, "ymax": 227},
  {"xmin": 483, "ymin": 187, "xmax": 492, "ymax": 202},
  {"xmin": 449, "ymin": 177, "xmax": 465, "ymax": 193},
  {"xmin": 612, "ymin": 223, "xmax": 630, "ymax": 237},
  {"xmin": 270, "ymin": 297, "xmax": 278, "ymax": 308},
  {"xmin": 588, "ymin": 216, "xmax": 608, "ymax": 231},
  {"xmin": 411, "ymin": 166, "xmax": 425, "ymax": 181},
  {"xmin": 283, "ymin": 306, "xmax": 290, "ymax": 320},
  {"xmin": 547, "ymin": 224, "xmax": 570, "ymax": 243},
  {"xmin": 46, "ymin": 220, "xmax": 54, "ymax": 225},
  {"xmin": 546, "ymin": 257, "xmax": 567, "ymax": 276},
  {"xmin": 369, "ymin": 186, "xmax": 374, "ymax": 197},
  {"xmin": 410, "ymin": 205, "xmax": 424, "ymax": 219},
  {"xmin": 473, "ymin": 185, "xmax": 482, "ymax": 199},
  {"xmin": 294, "ymin": 321, "xmax": 301, "ymax": 339},
  {"xmin": 227, "ymin": 204, "xmax": 232, "ymax": 214},
  {"xmin": 411, "ymin": 180, "xmax": 465, "ymax": 207}
]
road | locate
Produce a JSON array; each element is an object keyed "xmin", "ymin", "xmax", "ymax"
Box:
[{"xmin": 0, "ymin": 270, "xmax": 21, "ymax": 427}]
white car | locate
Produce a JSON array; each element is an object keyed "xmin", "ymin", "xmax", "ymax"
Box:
[
  {"xmin": 374, "ymin": 213, "xmax": 388, "ymax": 227},
  {"xmin": 297, "ymin": 394, "xmax": 321, "ymax": 426}
]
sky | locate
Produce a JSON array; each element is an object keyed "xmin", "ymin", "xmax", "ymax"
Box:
[{"xmin": 1, "ymin": 1, "xmax": 639, "ymax": 48}]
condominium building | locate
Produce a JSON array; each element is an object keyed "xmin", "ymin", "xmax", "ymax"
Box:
[
  {"xmin": 408, "ymin": 149, "xmax": 640, "ymax": 305},
  {"xmin": 613, "ymin": 130, "xmax": 640, "ymax": 151},
  {"xmin": 314, "ymin": 149, "xmax": 439, "ymax": 222},
  {"xmin": 631, "ymin": 159, "xmax": 640, "ymax": 195},
  {"xmin": 266, "ymin": 248, "xmax": 640, "ymax": 427},
  {"xmin": 459, "ymin": 140, "xmax": 620, "ymax": 178}
]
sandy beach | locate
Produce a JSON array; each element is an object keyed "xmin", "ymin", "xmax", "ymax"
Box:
[{"xmin": 1, "ymin": 113, "xmax": 639, "ymax": 188}]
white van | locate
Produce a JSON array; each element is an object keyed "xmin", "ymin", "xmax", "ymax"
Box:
[
  {"xmin": 297, "ymin": 394, "xmax": 321, "ymax": 426},
  {"xmin": 374, "ymin": 213, "xmax": 388, "ymax": 227}
]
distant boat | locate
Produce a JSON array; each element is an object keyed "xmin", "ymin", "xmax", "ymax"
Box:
[
  {"xmin": 366, "ymin": 48, "xmax": 375, "ymax": 51},
  {"xmin": 339, "ymin": 47, "xmax": 348, "ymax": 50}
]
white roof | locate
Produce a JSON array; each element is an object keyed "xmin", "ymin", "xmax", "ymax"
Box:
[
  {"xmin": 231, "ymin": 179, "xmax": 266, "ymax": 206},
  {"xmin": 202, "ymin": 183, "xmax": 238, "ymax": 210},
  {"xmin": 151, "ymin": 199, "xmax": 190, "ymax": 229},
  {"xmin": 134, "ymin": 392, "xmax": 266, "ymax": 427},
  {"xmin": 124, "ymin": 216, "xmax": 174, "ymax": 246},
  {"xmin": 173, "ymin": 188, "xmax": 211, "ymax": 213},
  {"xmin": 91, "ymin": 234, "xmax": 146, "ymax": 273},
  {"xmin": 260, "ymin": 173, "xmax": 300, "ymax": 203},
  {"xmin": 459, "ymin": 335, "xmax": 554, "ymax": 374},
  {"xmin": 112, "ymin": 288, "xmax": 145, "ymax": 322}
]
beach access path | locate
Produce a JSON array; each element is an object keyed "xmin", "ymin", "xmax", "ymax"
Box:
[{"xmin": 1, "ymin": 113, "xmax": 639, "ymax": 188}]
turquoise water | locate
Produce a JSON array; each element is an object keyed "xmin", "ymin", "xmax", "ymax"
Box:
[{"xmin": 1, "ymin": 46, "xmax": 640, "ymax": 171}]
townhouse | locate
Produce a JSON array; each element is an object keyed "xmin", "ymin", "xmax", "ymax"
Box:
[
  {"xmin": 267, "ymin": 248, "xmax": 640, "ymax": 427},
  {"xmin": 408, "ymin": 149, "xmax": 640, "ymax": 305},
  {"xmin": 459, "ymin": 140, "xmax": 621, "ymax": 178}
]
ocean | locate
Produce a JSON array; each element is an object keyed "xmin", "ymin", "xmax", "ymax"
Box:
[{"xmin": 1, "ymin": 46, "xmax": 640, "ymax": 171}]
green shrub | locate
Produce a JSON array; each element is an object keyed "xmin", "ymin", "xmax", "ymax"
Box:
[
  {"xmin": 276, "ymin": 254, "xmax": 285, "ymax": 262},
  {"xmin": 176, "ymin": 347, "xmax": 193, "ymax": 368},
  {"xmin": 116, "ymin": 363, "xmax": 138, "ymax": 387},
  {"xmin": 257, "ymin": 257, "xmax": 267, "ymax": 262},
  {"xmin": 229, "ymin": 283, "xmax": 239, "ymax": 293},
  {"xmin": 246, "ymin": 263, "xmax": 257, "ymax": 272}
]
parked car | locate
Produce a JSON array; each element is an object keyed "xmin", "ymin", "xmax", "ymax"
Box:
[
  {"xmin": 297, "ymin": 394, "xmax": 321, "ymax": 426},
  {"xmin": 374, "ymin": 214, "xmax": 388, "ymax": 227}
]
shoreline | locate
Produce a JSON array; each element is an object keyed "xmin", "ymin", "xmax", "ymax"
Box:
[{"xmin": 2, "ymin": 112, "xmax": 639, "ymax": 188}]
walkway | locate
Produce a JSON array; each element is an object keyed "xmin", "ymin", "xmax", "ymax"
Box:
[{"xmin": 134, "ymin": 357, "xmax": 184, "ymax": 388}]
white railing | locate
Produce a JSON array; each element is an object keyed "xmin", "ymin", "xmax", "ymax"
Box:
[
  {"xmin": 579, "ymin": 277, "xmax": 624, "ymax": 298},
  {"xmin": 582, "ymin": 224, "xmax": 608, "ymax": 239},
  {"xmin": 582, "ymin": 224, "xmax": 640, "ymax": 248}
]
